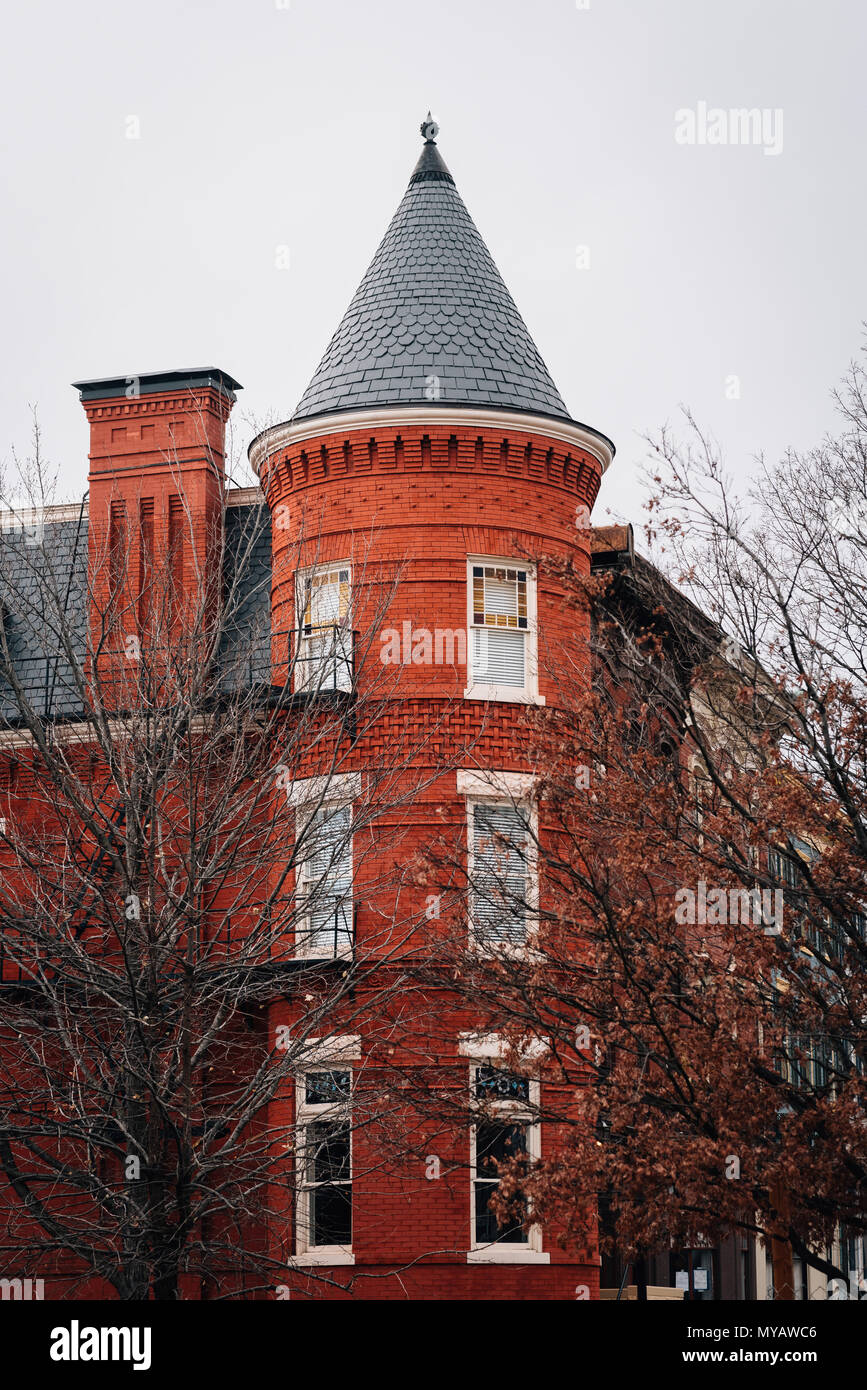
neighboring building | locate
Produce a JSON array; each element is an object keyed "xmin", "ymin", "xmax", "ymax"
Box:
[{"xmin": 589, "ymin": 528, "xmax": 867, "ymax": 1303}]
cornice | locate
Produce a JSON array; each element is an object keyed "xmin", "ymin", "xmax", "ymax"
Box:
[
  {"xmin": 249, "ymin": 406, "xmax": 614, "ymax": 477},
  {"xmin": 0, "ymin": 501, "xmax": 87, "ymax": 527}
]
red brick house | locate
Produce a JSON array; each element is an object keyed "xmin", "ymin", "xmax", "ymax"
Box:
[{"xmin": 0, "ymin": 119, "xmax": 615, "ymax": 1300}]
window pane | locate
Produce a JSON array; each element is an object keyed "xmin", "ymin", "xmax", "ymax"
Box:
[
  {"xmin": 468, "ymin": 565, "xmax": 530, "ymax": 687},
  {"xmin": 305, "ymin": 568, "xmax": 350, "ymax": 629},
  {"xmin": 474, "ymin": 1184, "xmax": 527, "ymax": 1244},
  {"xmin": 472, "ymin": 627, "xmax": 525, "ymax": 687},
  {"xmin": 307, "ymin": 1121, "xmax": 351, "ymax": 1183},
  {"xmin": 305, "ymin": 1071, "xmax": 351, "ymax": 1105},
  {"xmin": 297, "ymin": 627, "xmax": 353, "ymax": 693},
  {"xmin": 474, "ymin": 1121, "xmax": 528, "ymax": 1244},
  {"xmin": 476, "ymin": 1120, "xmax": 527, "ymax": 1176},
  {"xmin": 311, "ymin": 1184, "xmax": 352, "ymax": 1247},
  {"xmin": 297, "ymin": 568, "xmax": 352, "ymax": 692},
  {"xmin": 474, "ymin": 1065, "xmax": 530, "ymax": 1102},
  {"xmin": 306, "ymin": 805, "xmax": 352, "ymax": 876},
  {"xmin": 483, "ymin": 575, "xmax": 518, "ymax": 618},
  {"xmin": 311, "ymin": 579, "xmax": 341, "ymax": 627},
  {"xmin": 308, "ymin": 894, "xmax": 353, "ymax": 954},
  {"xmin": 472, "ymin": 804, "xmax": 528, "ymax": 943},
  {"xmin": 302, "ymin": 805, "xmax": 353, "ymax": 952}
]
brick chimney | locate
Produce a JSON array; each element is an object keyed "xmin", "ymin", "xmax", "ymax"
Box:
[{"xmin": 73, "ymin": 367, "xmax": 241, "ymax": 687}]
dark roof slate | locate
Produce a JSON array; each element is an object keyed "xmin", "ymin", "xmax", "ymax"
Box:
[
  {"xmin": 0, "ymin": 513, "xmax": 89, "ymax": 723},
  {"xmin": 0, "ymin": 502, "xmax": 273, "ymax": 725},
  {"xmin": 292, "ymin": 134, "xmax": 570, "ymax": 423}
]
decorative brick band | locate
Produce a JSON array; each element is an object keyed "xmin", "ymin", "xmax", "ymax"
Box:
[
  {"xmin": 251, "ymin": 405, "xmax": 614, "ymax": 473},
  {"xmin": 260, "ymin": 420, "xmax": 603, "ymax": 517},
  {"xmin": 82, "ymin": 393, "xmax": 234, "ymax": 426}
]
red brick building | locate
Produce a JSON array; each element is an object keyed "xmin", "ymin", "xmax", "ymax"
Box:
[{"xmin": 0, "ymin": 119, "xmax": 615, "ymax": 1300}]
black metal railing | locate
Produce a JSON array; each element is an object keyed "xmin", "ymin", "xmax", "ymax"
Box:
[
  {"xmin": 0, "ymin": 625, "xmax": 358, "ymax": 724},
  {"xmin": 289, "ymin": 626, "xmax": 355, "ymax": 695},
  {"xmin": 0, "ymin": 650, "xmax": 87, "ymax": 724},
  {"xmin": 294, "ymin": 895, "xmax": 356, "ymax": 959}
]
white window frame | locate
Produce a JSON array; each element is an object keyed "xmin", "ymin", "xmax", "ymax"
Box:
[
  {"xmin": 293, "ymin": 1061, "xmax": 355, "ymax": 1265},
  {"xmin": 464, "ymin": 555, "xmax": 544, "ymax": 705},
  {"xmin": 464, "ymin": 784, "xmax": 539, "ymax": 955},
  {"xmin": 294, "ymin": 562, "xmax": 353, "ymax": 694},
  {"xmin": 466, "ymin": 1056, "xmax": 548, "ymax": 1264},
  {"xmin": 290, "ymin": 774, "xmax": 360, "ymax": 960}
]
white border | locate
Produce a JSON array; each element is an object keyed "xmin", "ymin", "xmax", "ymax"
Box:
[
  {"xmin": 0, "ymin": 502, "xmax": 87, "ymax": 527},
  {"xmin": 284, "ymin": 771, "xmax": 361, "ymax": 809},
  {"xmin": 457, "ymin": 769, "xmax": 537, "ymax": 799},
  {"xmin": 458, "ymin": 1032, "xmax": 550, "ymax": 1061},
  {"xmin": 296, "ymin": 1035, "xmax": 362, "ymax": 1065}
]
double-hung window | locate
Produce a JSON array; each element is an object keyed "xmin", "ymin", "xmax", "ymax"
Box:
[
  {"xmin": 295, "ymin": 564, "xmax": 352, "ymax": 692},
  {"xmin": 295, "ymin": 800, "xmax": 354, "ymax": 957},
  {"xmin": 468, "ymin": 1062, "xmax": 543, "ymax": 1259},
  {"xmin": 468, "ymin": 800, "xmax": 535, "ymax": 947},
  {"xmin": 296, "ymin": 1068, "xmax": 353, "ymax": 1259},
  {"xmin": 466, "ymin": 558, "xmax": 541, "ymax": 703}
]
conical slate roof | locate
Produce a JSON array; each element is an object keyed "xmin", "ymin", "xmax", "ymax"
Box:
[{"xmin": 292, "ymin": 119, "xmax": 570, "ymax": 423}]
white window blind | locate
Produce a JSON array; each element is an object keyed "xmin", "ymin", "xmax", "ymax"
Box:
[
  {"xmin": 472, "ymin": 628, "xmax": 525, "ymax": 687},
  {"xmin": 470, "ymin": 565, "xmax": 528, "ymax": 688},
  {"xmin": 471, "ymin": 803, "xmax": 529, "ymax": 944},
  {"xmin": 300, "ymin": 804, "xmax": 353, "ymax": 955},
  {"xmin": 296, "ymin": 566, "xmax": 352, "ymax": 692}
]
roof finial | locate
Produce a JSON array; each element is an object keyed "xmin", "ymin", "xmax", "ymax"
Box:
[{"xmin": 420, "ymin": 111, "xmax": 439, "ymax": 143}]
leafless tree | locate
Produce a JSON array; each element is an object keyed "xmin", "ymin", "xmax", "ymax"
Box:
[
  {"xmin": 402, "ymin": 350, "xmax": 867, "ymax": 1298},
  {"xmin": 0, "ymin": 419, "xmax": 471, "ymax": 1300}
]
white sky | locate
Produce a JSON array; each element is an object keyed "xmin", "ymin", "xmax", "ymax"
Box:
[{"xmin": 1, "ymin": 0, "xmax": 864, "ymax": 528}]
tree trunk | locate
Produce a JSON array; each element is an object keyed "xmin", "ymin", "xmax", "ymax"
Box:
[{"xmin": 770, "ymin": 1182, "xmax": 795, "ymax": 1300}]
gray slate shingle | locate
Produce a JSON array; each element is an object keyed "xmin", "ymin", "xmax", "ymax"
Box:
[
  {"xmin": 0, "ymin": 514, "xmax": 89, "ymax": 722},
  {"xmin": 292, "ymin": 140, "xmax": 570, "ymax": 423},
  {"xmin": 0, "ymin": 505, "xmax": 274, "ymax": 723}
]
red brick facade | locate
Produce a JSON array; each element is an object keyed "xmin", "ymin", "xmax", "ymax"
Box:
[
  {"xmin": 0, "ymin": 366, "xmax": 612, "ymax": 1299},
  {"xmin": 1, "ymin": 121, "xmax": 617, "ymax": 1297},
  {"xmin": 254, "ymin": 407, "xmax": 607, "ymax": 1298}
]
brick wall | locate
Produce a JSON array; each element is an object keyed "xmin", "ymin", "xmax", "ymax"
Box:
[{"xmin": 258, "ymin": 414, "xmax": 603, "ymax": 1299}]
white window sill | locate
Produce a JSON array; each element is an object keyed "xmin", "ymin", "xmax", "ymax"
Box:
[
  {"xmin": 458, "ymin": 1032, "xmax": 550, "ymax": 1061},
  {"xmin": 464, "ymin": 685, "xmax": 545, "ymax": 706},
  {"xmin": 291, "ymin": 1249, "xmax": 355, "ymax": 1266},
  {"xmin": 468, "ymin": 938, "xmax": 544, "ymax": 965},
  {"xmin": 292, "ymin": 947, "xmax": 354, "ymax": 962},
  {"xmin": 467, "ymin": 1248, "xmax": 550, "ymax": 1264}
]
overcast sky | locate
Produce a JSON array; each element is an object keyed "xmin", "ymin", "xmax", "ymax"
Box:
[{"xmin": 1, "ymin": 0, "xmax": 864, "ymax": 526}]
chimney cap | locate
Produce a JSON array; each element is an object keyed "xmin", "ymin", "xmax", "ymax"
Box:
[{"xmin": 71, "ymin": 367, "xmax": 242, "ymax": 403}]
